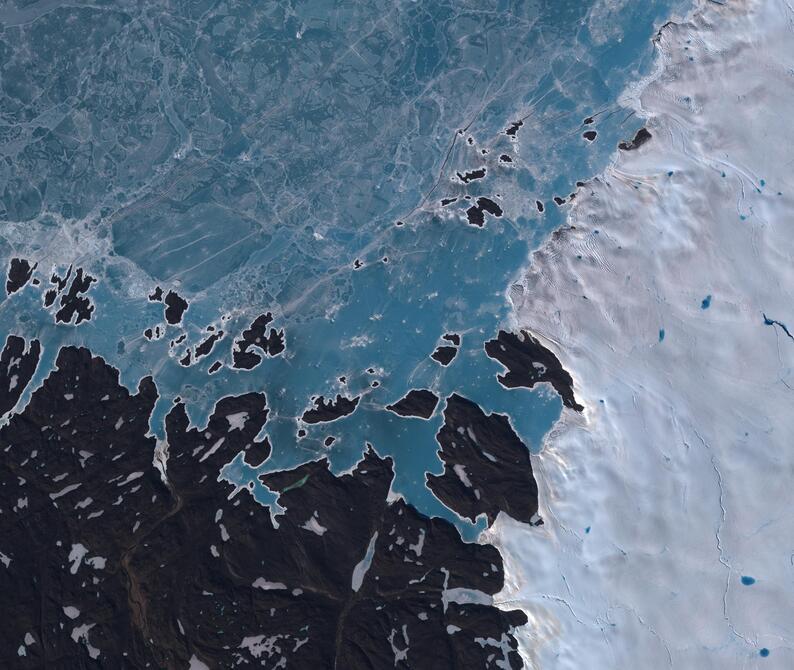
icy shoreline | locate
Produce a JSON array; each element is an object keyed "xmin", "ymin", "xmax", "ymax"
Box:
[{"xmin": 488, "ymin": 0, "xmax": 794, "ymax": 667}]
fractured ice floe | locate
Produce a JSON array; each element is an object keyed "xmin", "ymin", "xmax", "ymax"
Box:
[{"xmin": 489, "ymin": 0, "xmax": 794, "ymax": 666}]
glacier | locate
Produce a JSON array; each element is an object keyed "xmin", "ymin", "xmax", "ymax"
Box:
[{"xmin": 489, "ymin": 0, "xmax": 794, "ymax": 667}]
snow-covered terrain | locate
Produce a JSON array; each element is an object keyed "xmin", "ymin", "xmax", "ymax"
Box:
[{"xmin": 488, "ymin": 0, "xmax": 794, "ymax": 667}]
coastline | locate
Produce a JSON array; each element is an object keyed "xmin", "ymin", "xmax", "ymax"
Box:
[{"xmin": 488, "ymin": 0, "xmax": 794, "ymax": 666}]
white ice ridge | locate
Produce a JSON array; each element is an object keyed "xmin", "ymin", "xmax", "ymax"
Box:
[{"xmin": 486, "ymin": 0, "xmax": 794, "ymax": 667}]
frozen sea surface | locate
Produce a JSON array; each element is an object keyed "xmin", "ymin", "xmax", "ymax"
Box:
[
  {"xmin": 0, "ymin": 0, "xmax": 687, "ymax": 534},
  {"xmin": 491, "ymin": 0, "xmax": 794, "ymax": 666}
]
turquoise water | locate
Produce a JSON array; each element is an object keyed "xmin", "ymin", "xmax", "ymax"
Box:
[{"xmin": 0, "ymin": 0, "xmax": 688, "ymax": 536}]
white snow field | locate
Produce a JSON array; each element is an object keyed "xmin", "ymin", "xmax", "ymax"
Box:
[{"xmin": 487, "ymin": 0, "xmax": 794, "ymax": 667}]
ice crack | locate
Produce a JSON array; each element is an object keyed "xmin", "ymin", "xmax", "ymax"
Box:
[
  {"xmin": 693, "ymin": 430, "xmax": 753, "ymax": 646},
  {"xmin": 763, "ymin": 313, "xmax": 794, "ymax": 341}
]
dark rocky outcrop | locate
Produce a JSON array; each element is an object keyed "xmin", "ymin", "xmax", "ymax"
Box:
[
  {"xmin": 0, "ymin": 345, "xmax": 527, "ymax": 669},
  {"xmin": 386, "ymin": 389, "xmax": 439, "ymax": 419},
  {"xmin": 427, "ymin": 394, "xmax": 539, "ymax": 526},
  {"xmin": 485, "ymin": 330, "xmax": 584, "ymax": 411}
]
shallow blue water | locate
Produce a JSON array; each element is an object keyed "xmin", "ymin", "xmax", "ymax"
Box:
[{"xmin": 0, "ymin": 0, "xmax": 687, "ymax": 536}]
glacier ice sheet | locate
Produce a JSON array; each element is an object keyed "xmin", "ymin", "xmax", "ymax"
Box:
[{"xmin": 489, "ymin": 0, "xmax": 794, "ymax": 666}]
